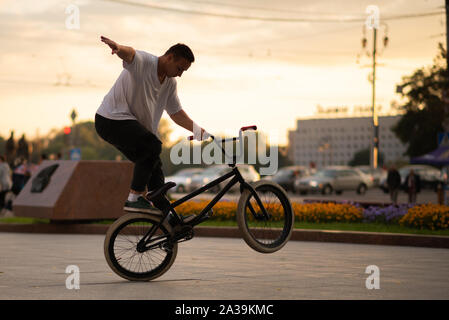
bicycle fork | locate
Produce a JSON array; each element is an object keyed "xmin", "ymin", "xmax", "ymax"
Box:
[{"xmin": 242, "ymin": 182, "xmax": 271, "ymax": 221}]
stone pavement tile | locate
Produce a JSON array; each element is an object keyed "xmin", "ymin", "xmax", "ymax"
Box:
[{"xmin": 0, "ymin": 233, "xmax": 448, "ymax": 300}]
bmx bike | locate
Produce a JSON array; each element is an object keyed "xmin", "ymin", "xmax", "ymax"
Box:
[{"xmin": 104, "ymin": 126, "xmax": 294, "ymax": 281}]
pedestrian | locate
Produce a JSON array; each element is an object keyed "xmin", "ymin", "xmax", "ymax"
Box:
[
  {"xmin": 405, "ymin": 169, "xmax": 421, "ymax": 204},
  {"xmin": 39, "ymin": 153, "xmax": 48, "ymax": 164},
  {"xmin": 17, "ymin": 134, "xmax": 30, "ymax": 162},
  {"xmin": 11, "ymin": 156, "xmax": 35, "ymax": 195},
  {"xmin": 387, "ymin": 165, "xmax": 401, "ymax": 205},
  {"xmin": 5, "ymin": 131, "xmax": 16, "ymax": 168},
  {"xmin": 95, "ymin": 36, "xmax": 210, "ymax": 217},
  {"xmin": 0, "ymin": 155, "xmax": 12, "ymax": 211}
]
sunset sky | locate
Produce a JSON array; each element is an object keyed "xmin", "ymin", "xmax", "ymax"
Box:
[{"xmin": 0, "ymin": 0, "xmax": 446, "ymax": 145}]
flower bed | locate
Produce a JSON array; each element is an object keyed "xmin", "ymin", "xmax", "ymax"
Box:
[
  {"xmin": 363, "ymin": 204, "xmax": 413, "ymax": 224},
  {"xmin": 174, "ymin": 200, "xmax": 449, "ymax": 230},
  {"xmin": 292, "ymin": 203, "xmax": 364, "ymax": 223},
  {"xmin": 176, "ymin": 201, "xmax": 237, "ymax": 221},
  {"xmin": 399, "ymin": 204, "xmax": 449, "ymax": 230}
]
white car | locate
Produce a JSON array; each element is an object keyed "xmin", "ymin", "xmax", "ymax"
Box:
[
  {"xmin": 190, "ymin": 164, "xmax": 260, "ymax": 193},
  {"xmin": 354, "ymin": 165, "xmax": 385, "ymax": 187},
  {"xmin": 353, "ymin": 168, "xmax": 375, "ymax": 189},
  {"xmin": 166, "ymin": 168, "xmax": 203, "ymax": 193},
  {"xmin": 295, "ymin": 166, "xmax": 372, "ymax": 195}
]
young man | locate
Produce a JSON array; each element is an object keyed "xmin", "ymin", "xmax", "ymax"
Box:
[{"xmin": 95, "ymin": 36, "xmax": 209, "ymax": 214}]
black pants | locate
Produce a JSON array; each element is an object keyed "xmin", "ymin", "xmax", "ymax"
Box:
[
  {"xmin": 0, "ymin": 190, "xmax": 7, "ymax": 210},
  {"xmin": 94, "ymin": 113, "xmax": 165, "ymax": 194}
]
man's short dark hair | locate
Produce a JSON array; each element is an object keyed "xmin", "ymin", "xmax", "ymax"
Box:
[{"xmin": 165, "ymin": 43, "xmax": 195, "ymax": 63}]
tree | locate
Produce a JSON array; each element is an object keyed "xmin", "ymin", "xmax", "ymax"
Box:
[
  {"xmin": 40, "ymin": 121, "xmax": 123, "ymax": 160},
  {"xmin": 392, "ymin": 43, "xmax": 448, "ymax": 157},
  {"xmin": 0, "ymin": 135, "xmax": 5, "ymax": 155},
  {"xmin": 158, "ymin": 118, "xmax": 173, "ymax": 146},
  {"xmin": 349, "ymin": 148, "xmax": 384, "ymax": 167}
]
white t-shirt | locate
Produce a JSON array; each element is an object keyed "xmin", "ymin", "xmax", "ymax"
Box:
[{"xmin": 96, "ymin": 50, "xmax": 182, "ymax": 137}]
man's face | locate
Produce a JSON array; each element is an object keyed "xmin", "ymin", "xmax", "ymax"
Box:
[{"xmin": 166, "ymin": 54, "xmax": 191, "ymax": 78}]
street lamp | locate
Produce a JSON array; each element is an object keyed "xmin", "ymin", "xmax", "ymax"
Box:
[{"xmin": 358, "ymin": 23, "xmax": 389, "ymax": 169}]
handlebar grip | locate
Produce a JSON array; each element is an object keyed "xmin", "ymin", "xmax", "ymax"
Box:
[
  {"xmin": 240, "ymin": 125, "xmax": 257, "ymax": 132},
  {"xmin": 187, "ymin": 135, "xmax": 214, "ymax": 141}
]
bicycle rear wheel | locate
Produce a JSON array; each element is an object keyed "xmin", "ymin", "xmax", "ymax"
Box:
[
  {"xmin": 237, "ymin": 180, "xmax": 294, "ymax": 253},
  {"xmin": 104, "ymin": 213, "xmax": 177, "ymax": 281}
]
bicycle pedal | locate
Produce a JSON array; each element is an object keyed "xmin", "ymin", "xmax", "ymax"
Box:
[{"xmin": 181, "ymin": 214, "xmax": 197, "ymax": 224}]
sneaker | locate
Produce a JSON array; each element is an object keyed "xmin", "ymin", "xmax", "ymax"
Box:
[{"xmin": 124, "ymin": 196, "xmax": 162, "ymax": 214}]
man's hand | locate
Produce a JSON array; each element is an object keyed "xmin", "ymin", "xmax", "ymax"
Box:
[
  {"xmin": 194, "ymin": 127, "xmax": 211, "ymax": 141},
  {"xmin": 169, "ymin": 110, "xmax": 211, "ymax": 141},
  {"xmin": 101, "ymin": 36, "xmax": 119, "ymax": 55},
  {"xmin": 100, "ymin": 36, "xmax": 135, "ymax": 64}
]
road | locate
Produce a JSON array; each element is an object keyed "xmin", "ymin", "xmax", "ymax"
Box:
[{"xmin": 1, "ymin": 232, "xmax": 448, "ymax": 300}]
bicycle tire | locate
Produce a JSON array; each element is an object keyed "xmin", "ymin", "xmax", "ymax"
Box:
[
  {"xmin": 237, "ymin": 180, "xmax": 294, "ymax": 253},
  {"xmin": 104, "ymin": 212, "xmax": 177, "ymax": 281}
]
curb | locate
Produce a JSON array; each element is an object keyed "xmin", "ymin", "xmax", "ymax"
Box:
[{"xmin": 0, "ymin": 223, "xmax": 448, "ymax": 249}]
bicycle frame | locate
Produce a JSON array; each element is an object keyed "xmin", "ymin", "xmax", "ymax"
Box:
[
  {"xmin": 137, "ymin": 128, "xmax": 269, "ymax": 252},
  {"xmin": 170, "ymin": 166, "xmax": 250, "ymax": 226},
  {"xmin": 138, "ymin": 165, "xmax": 269, "ymax": 252}
]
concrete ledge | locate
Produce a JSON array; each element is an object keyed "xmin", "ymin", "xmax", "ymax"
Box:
[
  {"xmin": 288, "ymin": 229, "xmax": 449, "ymax": 249},
  {"xmin": 0, "ymin": 223, "xmax": 448, "ymax": 249}
]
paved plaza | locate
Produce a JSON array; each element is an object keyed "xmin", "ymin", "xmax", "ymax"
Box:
[{"xmin": 0, "ymin": 232, "xmax": 448, "ymax": 300}]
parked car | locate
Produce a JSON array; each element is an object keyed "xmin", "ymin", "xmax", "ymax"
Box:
[
  {"xmin": 189, "ymin": 164, "xmax": 260, "ymax": 193},
  {"xmin": 379, "ymin": 164, "xmax": 444, "ymax": 193},
  {"xmin": 269, "ymin": 165, "xmax": 310, "ymax": 192},
  {"xmin": 354, "ymin": 165, "xmax": 386, "ymax": 187},
  {"xmin": 166, "ymin": 168, "xmax": 203, "ymax": 193},
  {"xmin": 294, "ymin": 166, "xmax": 371, "ymax": 195}
]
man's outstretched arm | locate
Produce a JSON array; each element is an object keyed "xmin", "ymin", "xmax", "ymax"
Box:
[{"xmin": 100, "ymin": 36, "xmax": 135, "ymax": 64}]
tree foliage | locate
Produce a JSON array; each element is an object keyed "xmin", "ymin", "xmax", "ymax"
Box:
[
  {"xmin": 348, "ymin": 148, "xmax": 384, "ymax": 167},
  {"xmin": 392, "ymin": 43, "xmax": 448, "ymax": 157}
]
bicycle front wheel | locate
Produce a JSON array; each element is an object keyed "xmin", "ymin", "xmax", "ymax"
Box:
[
  {"xmin": 104, "ymin": 213, "xmax": 177, "ymax": 281},
  {"xmin": 237, "ymin": 180, "xmax": 294, "ymax": 253}
]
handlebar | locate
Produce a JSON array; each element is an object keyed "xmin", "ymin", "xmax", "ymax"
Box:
[
  {"xmin": 240, "ymin": 125, "xmax": 257, "ymax": 132},
  {"xmin": 187, "ymin": 125, "xmax": 257, "ymax": 141},
  {"xmin": 187, "ymin": 125, "xmax": 257, "ymax": 165}
]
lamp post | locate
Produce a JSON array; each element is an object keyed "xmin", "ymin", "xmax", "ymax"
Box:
[
  {"xmin": 359, "ymin": 23, "xmax": 388, "ymax": 169},
  {"xmin": 444, "ymin": 0, "xmax": 449, "ymax": 132},
  {"xmin": 70, "ymin": 108, "xmax": 77, "ymax": 148}
]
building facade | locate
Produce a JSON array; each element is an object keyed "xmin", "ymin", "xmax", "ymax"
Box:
[{"xmin": 288, "ymin": 116, "xmax": 408, "ymax": 168}]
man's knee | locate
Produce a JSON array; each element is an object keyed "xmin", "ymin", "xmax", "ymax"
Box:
[
  {"xmin": 135, "ymin": 135, "xmax": 162, "ymax": 160},
  {"xmin": 142, "ymin": 132, "xmax": 162, "ymax": 154}
]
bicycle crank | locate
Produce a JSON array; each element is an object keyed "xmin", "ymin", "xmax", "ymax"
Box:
[{"xmin": 171, "ymin": 224, "xmax": 194, "ymax": 243}]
